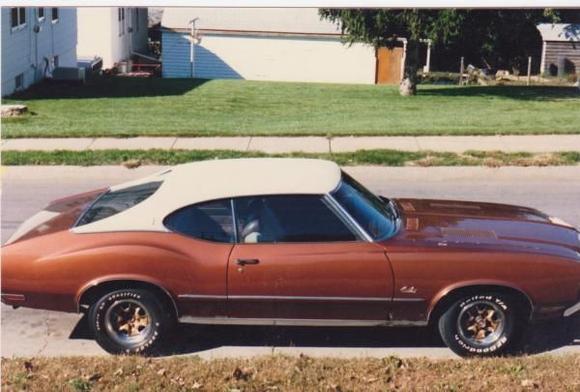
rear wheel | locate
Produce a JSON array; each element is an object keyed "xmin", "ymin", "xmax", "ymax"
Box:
[
  {"xmin": 438, "ymin": 293, "xmax": 525, "ymax": 357},
  {"xmin": 88, "ymin": 289, "xmax": 174, "ymax": 355}
]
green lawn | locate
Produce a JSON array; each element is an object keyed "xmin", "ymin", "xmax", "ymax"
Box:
[
  {"xmin": 4, "ymin": 149, "xmax": 579, "ymax": 167},
  {"xmin": 3, "ymin": 77, "xmax": 580, "ymax": 138}
]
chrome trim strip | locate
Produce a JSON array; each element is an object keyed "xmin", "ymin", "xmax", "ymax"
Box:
[
  {"xmin": 563, "ymin": 300, "xmax": 580, "ymax": 317},
  {"xmin": 178, "ymin": 294, "xmax": 227, "ymax": 300},
  {"xmin": 392, "ymin": 297, "xmax": 426, "ymax": 302},
  {"xmin": 230, "ymin": 198, "xmax": 239, "ymax": 244},
  {"xmin": 179, "ymin": 316, "xmax": 428, "ymax": 327},
  {"xmin": 72, "ymin": 188, "xmax": 109, "ymax": 228},
  {"xmin": 320, "ymin": 196, "xmax": 364, "ymax": 241},
  {"xmin": 178, "ymin": 294, "xmax": 425, "ymax": 302},
  {"xmin": 227, "ymin": 295, "xmax": 390, "ymax": 302},
  {"xmin": 324, "ymin": 194, "xmax": 373, "ymax": 242}
]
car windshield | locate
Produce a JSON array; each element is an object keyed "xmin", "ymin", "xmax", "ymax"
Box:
[{"xmin": 331, "ymin": 172, "xmax": 398, "ymax": 241}]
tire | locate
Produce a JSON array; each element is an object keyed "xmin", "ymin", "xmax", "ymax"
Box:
[
  {"xmin": 438, "ymin": 292, "xmax": 525, "ymax": 357},
  {"xmin": 88, "ymin": 289, "xmax": 174, "ymax": 355}
]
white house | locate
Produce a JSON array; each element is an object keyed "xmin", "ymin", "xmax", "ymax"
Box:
[
  {"xmin": 1, "ymin": 7, "xmax": 77, "ymax": 97},
  {"xmin": 161, "ymin": 8, "xmax": 395, "ymax": 85},
  {"xmin": 537, "ymin": 23, "xmax": 580, "ymax": 77},
  {"xmin": 77, "ymin": 7, "xmax": 148, "ymax": 69}
]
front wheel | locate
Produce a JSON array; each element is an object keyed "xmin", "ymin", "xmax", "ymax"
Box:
[
  {"xmin": 438, "ymin": 293, "xmax": 525, "ymax": 357},
  {"xmin": 88, "ymin": 289, "xmax": 174, "ymax": 355}
]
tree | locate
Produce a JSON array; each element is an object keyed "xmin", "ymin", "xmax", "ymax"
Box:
[
  {"xmin": 319, "ymin": 9, "xmax": 574, "ymax": 96},
  {"xmin": 435, "ymin": 10, "xmax": 580, "ymax": 74}
]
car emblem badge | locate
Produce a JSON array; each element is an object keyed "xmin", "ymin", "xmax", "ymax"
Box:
[{"xmin": 400, "ymin": 286, "xmax": 417, "ymax": 294}]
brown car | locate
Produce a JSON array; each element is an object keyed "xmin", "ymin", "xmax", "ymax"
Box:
[{"xmin": 2, "ymin": 158, "xmax": 580, "ymax": 357}]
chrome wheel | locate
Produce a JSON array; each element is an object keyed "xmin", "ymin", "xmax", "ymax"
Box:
[
  {"xmin": 457, "ymin": 300, "xmax": 505, "ymax": 346},
  {"xmin": 104, "ymin": 299, "xmax": 151, "ymax": 345}
]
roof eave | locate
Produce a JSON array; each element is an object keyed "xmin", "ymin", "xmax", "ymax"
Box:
[{"xmin": 161, "ymin": 26, "xmax": 343, "ymax": 39}]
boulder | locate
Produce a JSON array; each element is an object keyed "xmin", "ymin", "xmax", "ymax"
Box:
[
  {"xmin": 495, "ymin": 70, "xmax": 510, "ymax": 80},
  {"xmin": 1, "ymin": 104, "xmax": 28, "ymax": 117}
]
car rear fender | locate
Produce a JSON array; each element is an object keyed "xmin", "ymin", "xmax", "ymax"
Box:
[{"xmin": 75, "ymin": 274, "xmax": 179, "ymax": 317}]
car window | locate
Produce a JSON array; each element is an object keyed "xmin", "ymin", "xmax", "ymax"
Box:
[
  {"xmin": 76, "ymin": 181, "xmax": 162, "ymax": 226},
  {"xmin": 331, "ymin": 173, "xmax": 396, "ymax": 240},
  {"xmin": 234, "ymin": 195, "xmax": 357, "ymax": 243},
  {"xmin": 164, "ymin": 199, "xmax": 234, "ymax": 243}
]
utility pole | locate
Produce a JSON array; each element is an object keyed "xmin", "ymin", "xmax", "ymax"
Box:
[{"xmin": 189, "ymin": 18, "xmax": 199, "ymax": 78}]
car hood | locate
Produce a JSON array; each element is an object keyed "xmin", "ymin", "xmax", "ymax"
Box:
[{"xmin": 392, "ymin": 198, "xmax": 580, "ymax": 258}]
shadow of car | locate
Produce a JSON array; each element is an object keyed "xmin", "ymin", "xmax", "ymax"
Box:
[{"xmin": 70, "ymin": 315, "xmax": 579, "ymax": 357}]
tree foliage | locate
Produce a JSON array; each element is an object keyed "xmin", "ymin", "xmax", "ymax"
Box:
[{"xmin": 319, "ymin": 9, "xmax": 579, "ymax": 94}]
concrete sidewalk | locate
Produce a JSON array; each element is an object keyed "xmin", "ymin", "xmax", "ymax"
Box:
[{"xmin": 2, "ymin": 135, "xmax": 580, "ymax": 153}]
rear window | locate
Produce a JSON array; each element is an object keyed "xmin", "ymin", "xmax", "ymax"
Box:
[{"xmin": 75, "ymin": 181, "xmax": 162, "ymax": 226}]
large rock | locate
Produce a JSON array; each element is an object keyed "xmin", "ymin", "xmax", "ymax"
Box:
[
  {"xmin": 399, "ymin": 78, "xmax": 416, "ymax": 96},
  {"xmin": 1, "ymin": 104, "xmax": 28, "ymax": 117}
]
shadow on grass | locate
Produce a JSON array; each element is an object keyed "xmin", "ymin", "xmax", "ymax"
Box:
[
  {"xmin": 6, "ymin": 77, "xmax": 210, "ymax": 100},
  {"xmin": 70, "ymin": 314, "xmax": 579, "ymax": 357},
  {"xmin": 420, "ymin": 85, "xmax": 580, "ymax": 101}
]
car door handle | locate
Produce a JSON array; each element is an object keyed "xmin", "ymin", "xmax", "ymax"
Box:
[{"xmin": 236, "ymin": 258, "xmax": 260, "ymax": 266}]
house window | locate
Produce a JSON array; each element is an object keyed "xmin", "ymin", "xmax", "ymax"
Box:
[
  {"xmin": 10, "ymin": 7, "xmax": 26, "ymax": 30},
  {"xmin": 15, "ymin": 73, "xmax": 24, "ymax": 91},
  {"xmin": 118, "ymin": 8, "xmax": 125, "ymax": 36},
  {"xmin": 38, "ymin": 7, "xmax": 45, "ymax": 21},
  {"xmin": 51, "ymin": 8, "xmax": 59, "ymax": 23}
]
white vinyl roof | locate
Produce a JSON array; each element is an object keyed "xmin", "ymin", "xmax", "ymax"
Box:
[
  {"xmin": 537, "ymin": 23, "xmax": 580, "ymax": 42},
  {"xmin": 162, "ymin": 8, "xmax": 342, "ymax": 35},
  {"xmin": 73, "ymin": 158, "xmax": 342, "ymax": 234}
]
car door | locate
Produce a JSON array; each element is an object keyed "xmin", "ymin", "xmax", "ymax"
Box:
[
  {"xmin": 163, "ymin": 198, "xmax": 235, "ymax": 318},
  {"xmin": 227, "ymin": 195, "xmax": 394, "ymax": 322}
]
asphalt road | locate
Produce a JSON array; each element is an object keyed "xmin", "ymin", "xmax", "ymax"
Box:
[{"xmin": 2, "ymin": 165, "xmax": 579, "ymax": 359}]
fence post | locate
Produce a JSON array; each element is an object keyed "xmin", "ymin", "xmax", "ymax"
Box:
[
  {"xmin": 527, "ymin": 56, "xmax": 532, "ymax": 86},
  {"xmin": 459, "ymin": 57, "xmax": 465, "ymax": 85}
]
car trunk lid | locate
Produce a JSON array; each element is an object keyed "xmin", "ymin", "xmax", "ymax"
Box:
[{"xmin": 5, "ymin": 188, "xmax": 106, "ymax": 245}]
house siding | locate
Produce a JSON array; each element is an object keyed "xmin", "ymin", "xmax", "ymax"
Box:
[
  {"xmin": 161, "ymin": 31, "xmax": 376, "ymax": 84},
  {"xmin": 1, "ymin": 7, "xmax": 77, "ymax": 96},
  {"xmin": 542, "ymin": 41, "xmax": 580, "ymax": 75},
  {"xmin": 161, "ymin": 31, "xmax": 193, "ymax": 78},
  {"xmin": 77, "ymin": 7, "xmax": 148, "ymax": 69}
]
